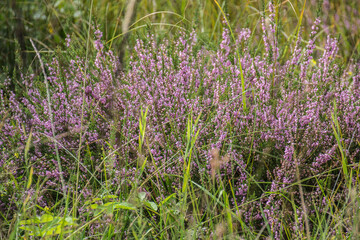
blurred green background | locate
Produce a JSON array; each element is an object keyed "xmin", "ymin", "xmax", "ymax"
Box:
[{"xmin": 1, "ymin": 0, "xmax": 359, "ymax": 77}]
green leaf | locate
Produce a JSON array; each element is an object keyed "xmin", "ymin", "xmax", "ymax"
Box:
[
  {"xmin": 90, "ymin": 204, "xmax": 98, "ymax": 209},
  {"xmin": 103, "ymin": 194, "xmax": 118, "ymax": 200},
  {"xmin": 40, "ymin": 225, "xmax": 72, "ymax": 237},
  {"xmin": 20, "ymin": 218, "xmax": 40, "ymax": 225},
  {"xmin": 103, "ymin": 202, "xmax": 115, "ymax": 207},
  {"xmin": 138, "ymin": 192, "xmax": 146, "ymax": 202},
  {"xmin": 64, "ymin": 216, "xmax": 77, "ymax": 225},
  {"xmin": 39, "ymin": 214, "xmax": 53, "ymax": 223},
  {"xmin": 159, "ymin": 193, "xmax": 176, "ymax": 206},
  {"xmin": 19, "ymin": 225, "xmax": 40, "ymax": 234},
  {"xmin": 114, "ymin": 202, "xmax": 136, "ymax": 210},
  {"xmin": 145, "ymin": 201, "xmax": 158, "ymax": 211},
  {"xmin": 85, "ymin": 197, "xmax": 102, "ymax": 205}
]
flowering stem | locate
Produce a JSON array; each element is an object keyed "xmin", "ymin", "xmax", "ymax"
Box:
[
  {"xmin": 213, "ymin": 0, "xmax": 247, "ymax": 112},
  {"xmin": 30, "ymin": 39, "xmax": 67, "ymax": 197}
]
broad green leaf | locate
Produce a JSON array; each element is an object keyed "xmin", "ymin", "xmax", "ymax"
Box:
[
  {"xmin": 138, "ymin": 192, "xmax": 146, "ymax": 202},
  {"xmin": 114, "ymin": 202, "xmax": 136, "ymax": 210},
  {"xmin": 145, "ymin": 201, "xmax": 158, "ymax": 211},
  {"xmin": 39, "ymin": 214, "xmax": 53, "ymax": 223},
  {"xmin": 90, "ymin": 204, "xmax": 98, "ymax": 209}
]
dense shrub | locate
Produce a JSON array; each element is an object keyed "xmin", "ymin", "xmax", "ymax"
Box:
[{"xmin": 1, "ymin": 11, "xmax": 360, "ymax": 238}]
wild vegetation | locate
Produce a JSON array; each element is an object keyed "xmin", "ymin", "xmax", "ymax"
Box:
[{"xmin": 1, "ymin": 0, "xmax": 360, "ymax": 239}]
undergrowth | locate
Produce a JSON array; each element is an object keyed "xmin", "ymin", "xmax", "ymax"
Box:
[{"xmin": 1, "ymin": 1, "xmax": 360, "ymax": 239}]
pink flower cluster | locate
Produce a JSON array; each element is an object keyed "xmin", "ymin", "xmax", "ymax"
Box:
[{"xmin": 1, "ymin": 17, "xmax": 359, "ymax": 235}]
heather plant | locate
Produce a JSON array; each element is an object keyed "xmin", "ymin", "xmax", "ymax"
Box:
[
  {"xmin": 1, "ymin": 2, "xmax": 360, "ymax": 239},
  {"xmin": 2, "ymin": 0, "xmax": 359, "ymax": 76}
]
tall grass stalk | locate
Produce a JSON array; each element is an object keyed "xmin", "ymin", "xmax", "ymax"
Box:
[
  {"xmin": 29, "ymin": 39, "xmax": 66, "ymax": 197},
  {"xmin": 331, "ymin": 101, "xmax": 350, "ymax": 186},
  {"xmin": 75, "ymin": 0, "xmax": 94, "ymax": 220}
]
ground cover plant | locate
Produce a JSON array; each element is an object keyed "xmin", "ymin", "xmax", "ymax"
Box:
[{"xmin": 1, "ymin": 0, "xmax": 360, "ymax": 239}]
